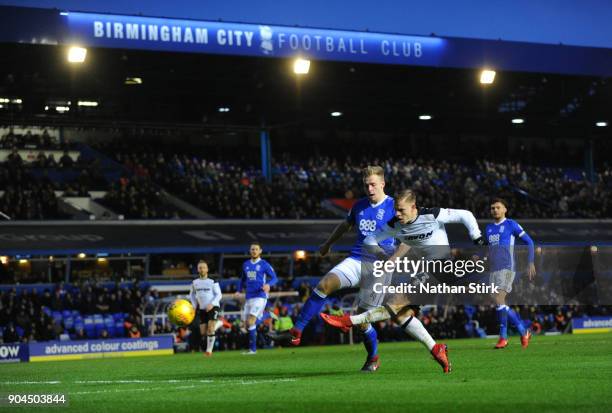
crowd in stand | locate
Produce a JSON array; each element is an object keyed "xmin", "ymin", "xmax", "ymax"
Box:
[
  {"xmin": 0, "ymin": 282, "xmax": 155, "ymax": 343},
  {"xmin": 97, "ymin": 177, "xmax": 187, "ymax": 219},
  {"xmin": 105, "ymin": 146, "xmax": 612, "ymax": 219},
  {"xmin": 2, "ymin": 129, "xmax": 611, "ymax": 220},
  {"xmin": 0, "ymin": 159, "xmax": 65, "ymax": 219},
  {"xmin": 0, "ymin": 129, "xmax": 62, "ymax": 150},
  {"xmin": 110, "ymin": 150, "xmax": 336, "ymax": 219},
  {"xmin": 0, "ymin": 128, "xmax": 111, "ymax": 219},
  {"xmin": 1, "ymin": 277, "xmax": 607, "ymax": 350},
  {"xmin": 0, "ymin": 131, "xmax": 186, "ymax": 219}
]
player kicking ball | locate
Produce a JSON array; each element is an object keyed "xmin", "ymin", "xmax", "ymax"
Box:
[
  {"xmin": 189, "ymin": 260, "xmax": 222, "ymax": 356},
  {"xmin": 487, "ymin": 198, "xmax": 535, "ymax": 349},
  {"xmin": 321, "ymin": 189, "xmax": 487, "ymax": 373},
  {"xmin": 269, "ymin": 166, "xmax": 399, "ymax": 372},
  {"xmin": 235, "ymin": 242, "xmax": 278, "ymax": 355}
]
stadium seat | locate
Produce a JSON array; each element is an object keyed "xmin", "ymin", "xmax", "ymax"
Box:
[
  {"xmin": 115, "ymin": 321, "xmax": 124, "ymax": 336},
  {"xmin": 83, "ymin": 317, "xmax": 95, "ymax": 337}
]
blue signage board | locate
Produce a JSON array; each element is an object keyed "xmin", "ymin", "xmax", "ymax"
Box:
[
  {"xmin": 572, "ymin": 316, "xmax": 612, "ymax": 334},
  {"xmin": 28, "ymin": 336, "xmax": 174, "ymax": 362},
  {"xmin": 63, "ymin": 12, "xmax": 446, "ymax": 67},
  {"xmin": 0, "ymin": 343, "xmax": 29, "ymax": 363}
]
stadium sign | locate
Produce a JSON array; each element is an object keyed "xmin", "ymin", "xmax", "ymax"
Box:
[
  {"xmin": 28, "ymin": 336, "xmax": 174, "ymax": 362},
  {"xmin": 64, "ymin": 12, "xmax": 446, "ymax": 66},
  {"xmin": 0, "ymin": 343, "xmax": 29, "ymax": 363},
  {"xmin": 572, "ymin": 316, "xmax": 612, "ymax": 334}
]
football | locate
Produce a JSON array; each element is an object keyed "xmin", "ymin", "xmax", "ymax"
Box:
[{"xmin": 167, "ymin": 298, "xmax": 196, "ymax": 327}]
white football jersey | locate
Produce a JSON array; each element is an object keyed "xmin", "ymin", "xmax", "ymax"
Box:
[
  {"xmin": 189, "ymin": 277, "xmax": 222, "ymax": 309},
  {"xmin": 365, "ymin": 207, "xmax": 482, "ymax": 260}
]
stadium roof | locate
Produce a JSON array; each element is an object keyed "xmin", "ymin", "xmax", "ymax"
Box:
[{"xmin": 2, "ymin": 6, "xmax": 612, "ymax": 76}]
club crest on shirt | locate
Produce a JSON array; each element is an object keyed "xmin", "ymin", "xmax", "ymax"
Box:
[
  {"xmin": 376, "ymin": 208, "xmax": 385, "ymax": 220},
  {"xmin": 256, "ymin": 265, "xmax": 260, "ymax": 271},
  {"xmin": 500, "ymin": 226, "xmax": 505, "ymax": 233}
]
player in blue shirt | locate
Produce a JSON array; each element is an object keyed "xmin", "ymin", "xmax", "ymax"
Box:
[
  {"xmin": 486, "ymin": 198, "xmax": 536, "ymax": 349},
  {"xmin": 235, "ymin": 241, "xmax": 278, "ymax": 355},
  {"xmin": 270, "ymin": 165, "xmax": 397, "ymax": 372}
]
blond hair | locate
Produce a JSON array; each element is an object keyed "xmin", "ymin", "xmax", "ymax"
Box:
[
  {"xmin": 396, "ymin": 189, "xmax": 417, "ymax": 204},
  {"xmin": 362, "ymin": 165, "xmax": 385, "ymax": 180}
]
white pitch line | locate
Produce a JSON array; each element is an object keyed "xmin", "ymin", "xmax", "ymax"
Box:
[
  {"xmin": 1, "ymin": 378, "xmax": 296, "ymax": 391},
  {"xmin": 70, "ymin": 378, "xmax": 297, "ymax": 395}
]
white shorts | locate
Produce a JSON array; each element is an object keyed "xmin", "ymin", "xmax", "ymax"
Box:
[
  {"xmin": 329, "ymin": 257, "xmax": 389, "ymax": 310},
  {"xmin": 490, "ymin": 269, "xmax": 516, "ymax": 293},
  {"xmin": 243, "ymin": 297, "xmax": 267, "ymax": 320},
  {"xmin": 329, "ymin": 257, "xmax": 362, "ymax": 289}
]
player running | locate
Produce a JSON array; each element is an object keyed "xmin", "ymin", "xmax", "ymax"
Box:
[
  {"xmin": 189, "ymin": 260, "xmax": 222, "ymax": 356},
  {"xmin": 487, "ymin": 198, "xmax": 535, "ymax": 349},
  {"xmin": 235, "ymin": 242, "xmax": 278, "ymax": 355},
  {"xmin": 270, "ymin": 165, "xmax": 398, "ymax": 372},
  {"xmin": 321, "ymin": 189, "xmax": 487, "ymax": 373}
]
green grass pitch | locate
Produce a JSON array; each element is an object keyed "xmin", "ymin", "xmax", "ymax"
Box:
[{"xmin": 1, "ymin": 334, "xmax": 611, "ymax": 413}]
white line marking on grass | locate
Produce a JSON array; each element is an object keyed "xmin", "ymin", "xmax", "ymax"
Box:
[
  {"xmin": 0, "ymin": 379, "xmax": 212, "ymax": 385},
  {"xmin": 70, "ymin": 378, "xmax": 297, "ymax": 395}
]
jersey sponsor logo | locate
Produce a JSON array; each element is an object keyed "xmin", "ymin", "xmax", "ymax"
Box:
[
  {"xmin": 247, "ymin": 270, "xmax": 257, "ymax": 279},
  {"xmin": 403, "ymin": 230, "xmax": 433, "ymax": 241},
  {"xmin": 488, "ymin": 234, "xmax": 501, "ymax": 244},
  {"xmin": 196, "ymin": 288, "xmax": 211, "ymax": 292},
  {"xmin": 358, "ymin": 219, "xmax": 377, "ymax": 233}
]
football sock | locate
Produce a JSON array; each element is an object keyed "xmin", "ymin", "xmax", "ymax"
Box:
[
  {"xmin": 402, "ymin": 316, "xmax": 435, "ymax": 351},
  {"xmin": 294, "ymin": 288, "xmax": 327, "ymax": 331},
  {"xmin": 507, "ymin": 307, "xmax": 527, "ymax": 336},
  {"xmin": 362, "ymin": 324, "xmax": 378, "ymax": 359},
  {"xmin": 206, "ymin": 334, "xmax": 216, "ymax": 353},
  {"xmin": 497, "ymin": 305, "xmax": 509, "ymax": 339},
  {"xmin": 248, "ymin": 326, "xmax": 257, "ymax": 352},
  {"xmin": 350, "ymin": 306, "xmax": 391, "ymax": 324}
]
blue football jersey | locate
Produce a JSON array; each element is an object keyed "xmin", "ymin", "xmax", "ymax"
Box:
[
  {"xmin": 347, "ymin": 196, "xmax": 396, "ymax": 260},
  {"xmin": 486, "ymin": 218, "xmax": 528, "ymax": 272},
  {"xmin": 239, "ymin": 258, "xmax": 278, "ymax": 299}
]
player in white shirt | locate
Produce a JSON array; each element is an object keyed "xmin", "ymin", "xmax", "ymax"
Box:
[
  {"xmin": 322, "ymin": 189, "xmax": 486, "ymax": 373},
  {"xmin": 189, "ymin": 260, "xmax": 222, "ymax": 356}
]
